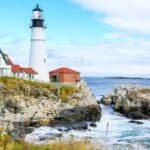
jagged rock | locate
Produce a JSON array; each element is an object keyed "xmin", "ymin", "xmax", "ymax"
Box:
[
  {"xmin": 101, "ymin": 85, "xmax": 150, "ymax": 119},
  {"xmin": 54, "ymin": 122, "xmax": 88, "ymax": 131},
  {"xmin": 90, "ymin": 123, "xmax": 97, "ymax": 127},
  {"xmin": 101, "ymin": 95, "xmax": 112, "ymax": 105},
  {"xmin": 53, "ymin": 105, "xmax": 101, "ymax": 125},
  {"xmin": 56, "ymin": 127, "xmax": 68, "ymax": 132},
  {"xmin": 72, "ymin": 122, "xmax": 88, "ymax": 130},
  {"xmin": 128, "ymin": 120, "xmax": 144, "ymax": 125}
]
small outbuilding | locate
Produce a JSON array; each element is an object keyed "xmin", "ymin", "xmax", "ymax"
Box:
[{"xmin": 49, "ymin": 67, "xmax": 80, "ymax": 83}]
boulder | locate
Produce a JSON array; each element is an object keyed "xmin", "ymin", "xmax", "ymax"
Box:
[
  {"xmin": 90, "ymin": 123, "xmax": 97, "ymax": 127},
  {"xmin": 101, "ymin": 95, "xmax": 112, "ymax": 105},
  {"xmin": 53, "ymin": 105, "xmax": 101, "ymax": 125},
  {"xmin": 128, "ymin": 120, "xmax": 144, "ymax": 125}
]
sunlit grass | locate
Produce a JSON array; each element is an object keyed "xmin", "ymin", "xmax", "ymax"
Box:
[
  {"xmin": 0, "ymin": 129, "xmax": 96, "ymax": 150},
  {"xmin": 0, "ymin": 76, "xmax": 54, "ymax": 90},
  {"xmin": 60, "ymin": 85, "xmax": 76, "ymax": 102},
  {"xmin": 0, "ymin": 77, "xmax": 76, "ymax": 101}
]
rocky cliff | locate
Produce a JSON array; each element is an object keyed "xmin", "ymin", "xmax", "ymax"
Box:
[
  {"xmin": 101, "ymin": 85, "xmax": 150, "ymax": 119},
  {"xmin": 0, "ymin": 77, "xmax": 101, "ymax": 139}
]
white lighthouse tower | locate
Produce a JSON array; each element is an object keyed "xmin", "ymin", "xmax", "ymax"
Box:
[{"xmin": 29, "ymin": 5, "xmax": 49, "ymax": 81}]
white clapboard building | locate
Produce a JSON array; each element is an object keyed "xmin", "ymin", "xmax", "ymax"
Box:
[
  {"xmin": 0, "ymin": 50, "xmax": 12, "ymax": 76},
  {"xmin": 0, "ymin": 50, "xmax": 38, "ymax": 80}
]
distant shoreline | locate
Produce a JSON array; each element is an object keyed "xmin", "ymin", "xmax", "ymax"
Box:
[
  {"xmin": 83, "ymin": 76, "xmax": 150, "ymax": 80},
  {"xmin": 104, "ymin": 76, "xmax": 150, "ymax": 80}
]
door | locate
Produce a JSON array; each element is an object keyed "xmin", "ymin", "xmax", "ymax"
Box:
[{"xmin": 52, "ymin": 75, "xmax": 59, "ymax": 82}]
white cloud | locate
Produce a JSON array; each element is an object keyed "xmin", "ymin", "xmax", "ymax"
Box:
[
  {"xmin": 1, "ymin": 37, "xmax": 150, "ymax": 77},
  {"xmin": 67, "ymin": 0, "xmax": 150, "ymax": 77},
  {"xmin": 0, "ymin": 34, "xmax": 30, "ymax": 66},
  {"xmin": 103, "ymin": 32, "xmax": 130, "ymax": 40},
  {"xmin": 48, "ymin": 39, "xmax": 150, "ymax": 76},
  {"xmin": 71, "ymin": 0, "xmax": 150, "ymax": 33},
  {"xmin": 103, "ymin": 17, "xmax": 150, "ymax": 33}
]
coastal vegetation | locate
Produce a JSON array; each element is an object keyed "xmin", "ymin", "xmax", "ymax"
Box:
[
  {"xmin": 60, "ymin": 85, "xmax": 76, "ymax": 102},
  {"xmin": 0, "ymin": 76, "xmax": 54, "ymax": 91},
  {"xmin": 0, "ymin": 129, "xmax": 95, "ymax": 150},
  {"xmin": 0, "ymin": 76, "xmax": 76, "ymax": 100}
]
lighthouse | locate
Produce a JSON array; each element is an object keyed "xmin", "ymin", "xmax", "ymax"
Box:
[{"xmin": 29, "ymin": 5, "xmax": 49, "ymax": 81}]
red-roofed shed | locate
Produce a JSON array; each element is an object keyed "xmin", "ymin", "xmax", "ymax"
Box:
[{"xmin": 49, "ymin": 67, "xmax": 80, "ymax": 83}]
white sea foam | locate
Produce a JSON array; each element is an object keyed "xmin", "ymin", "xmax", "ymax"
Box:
[{"xmin": 25, "ymin": 105, "xmax": 150, "ymax": 146}]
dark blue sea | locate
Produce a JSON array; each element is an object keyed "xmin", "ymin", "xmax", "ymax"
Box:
[
  {"xmin": 84, "ymin": 77, "xmax": 150, "ymax": 98},
  {"xmin": 26, "ymin": 77, "xmax": 150, "ymax": 149}
]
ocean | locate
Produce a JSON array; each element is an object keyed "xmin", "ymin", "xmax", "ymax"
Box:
[{"xmin": 26, "ymin": 77, "xmax": 150, "ymax": 149}]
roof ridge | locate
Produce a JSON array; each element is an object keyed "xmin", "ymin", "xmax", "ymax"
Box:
[{"xmin": 50, "ymin": 67, "xmax": 80, "ymax": 74}]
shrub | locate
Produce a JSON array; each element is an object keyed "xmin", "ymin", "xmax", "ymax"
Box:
[
  {"xmin": 0, "ymin": 76, "xmax": 19, "ymax": 90},
  {"xmin": 0, "ymin": 128, "xmax": 11, "ymax": 150},
  {"xmin": 59, "ymin": 85, "xmax": 76, "ymax": 102}
]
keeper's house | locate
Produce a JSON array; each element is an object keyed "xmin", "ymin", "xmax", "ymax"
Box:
[
  {"xmin": 49, "ymin": 67, "xmax": 80, "ymax": 83},
  {"xmin": 0, "ymin": 50, "xmax": 38, "ymax": 80}
]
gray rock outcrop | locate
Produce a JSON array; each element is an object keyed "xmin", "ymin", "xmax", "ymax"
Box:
[
  {"xmin": 0, "ymin": 80, "xmax": 101, "ymax": 139},
  {"xmin": 101, "ymin": 85, "xmax": 150, "ymax": 119}
]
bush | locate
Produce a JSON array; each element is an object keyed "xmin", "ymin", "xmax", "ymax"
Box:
[
  {"xmin": 0, "ymin": 76, "xmax": 19, "ymax": 91},
  {"xmin": 0, "ymin": 128, "xmax": 11, "ymax": 150},
  {"xmin": 60, "ymin": 85, "xmax": 76, "ymax": 102}
]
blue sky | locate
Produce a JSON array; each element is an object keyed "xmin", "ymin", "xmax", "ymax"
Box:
[{"xmin": 0, "ymin": 0, "xmax": 150, "ymax": 77}]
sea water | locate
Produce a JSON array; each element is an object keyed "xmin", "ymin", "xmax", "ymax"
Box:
[{"xmin": 25, "ymin": 77, "xmax": 150, "ymax": 149}]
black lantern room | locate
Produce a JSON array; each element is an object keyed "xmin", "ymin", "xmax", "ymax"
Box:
[{"xmin": 31, "ymin": 5, "xmax": 45, "ymax": 28}]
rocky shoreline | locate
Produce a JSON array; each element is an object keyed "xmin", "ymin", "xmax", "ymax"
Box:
[
  {"xmin": 101, "ymin": 85, "xmax": 150, "ymax": 120},
  {"xmin": 0, "ymin": 78, "xmax": 101, "ymax": 140}
]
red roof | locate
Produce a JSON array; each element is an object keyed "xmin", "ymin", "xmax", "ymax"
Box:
[
  {"xmin": 0, "ymin": 50, "xmax": 38, "ymax": 75},
  {"xmin": 12, "ymin": 65, "xmax": 23, "ymax": 73},
  {"xmin": 12, "ymin": 66, "xmax": 38, "ymax": 74},
  {"xmin": 50, "ymin": 67, "xmax": 80, "ymax": 74},
  {"xmin": 22, "ymin": 67, "xmax": 38, "ymax": 74}
]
